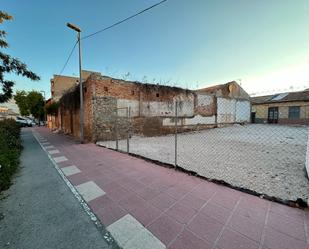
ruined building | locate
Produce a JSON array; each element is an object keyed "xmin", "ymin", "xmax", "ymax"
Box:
[{"xmin": 48, "ymin": 71, "xmax": 251, "ymax": 141}]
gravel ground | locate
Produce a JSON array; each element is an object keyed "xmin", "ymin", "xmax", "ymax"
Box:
[{"xmin": 98, "ymin": 124, "xmax": 309, "ymax": 202}]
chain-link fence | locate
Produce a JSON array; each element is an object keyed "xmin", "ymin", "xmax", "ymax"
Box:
[{"xmin": 98, "ymin": 99, "xmax": 309, "ymax": 204}]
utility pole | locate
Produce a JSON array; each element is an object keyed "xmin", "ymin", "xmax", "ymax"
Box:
[
  {"xmin": 67, "ymin": 22, "xmax": 84, "ymax": 143},
  {"xmin": 40, "ymin": 90, "xmax": 46, "ymax": 125}
]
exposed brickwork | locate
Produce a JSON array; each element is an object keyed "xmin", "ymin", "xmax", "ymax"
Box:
[{"xmin": 52, "ymin": 73, "xmax": 250, "ymax": 141}]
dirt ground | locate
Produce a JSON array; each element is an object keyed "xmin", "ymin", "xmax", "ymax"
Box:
[{"xmin": 97, "ymin": 124, "xmax": 309, "ymax": 202}]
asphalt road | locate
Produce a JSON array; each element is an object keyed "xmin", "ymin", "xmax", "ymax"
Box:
[{"xmin": 0, "ymin": 129, "xmax": 119, "ymax": 249}]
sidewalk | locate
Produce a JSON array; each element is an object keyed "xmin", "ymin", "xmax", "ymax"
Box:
[
  {"xmin": 0, "ymin": 128, "xmax": 117, "ymax": 249},
  {"xmin": 34, "ymin": 127, "xmax": 309, "ymax": 249}
]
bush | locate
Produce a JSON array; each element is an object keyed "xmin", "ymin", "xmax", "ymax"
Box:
[{"xmin": 0, "ymin": 119, "xmax": 22, "ymax": 192}]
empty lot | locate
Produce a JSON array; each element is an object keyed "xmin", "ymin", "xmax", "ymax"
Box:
[{"xmin": 98, "ymin": 124, "xmax": 309, "ymax": 202}]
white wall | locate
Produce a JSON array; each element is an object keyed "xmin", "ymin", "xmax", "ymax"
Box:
[
  {"xmin": 197, "ymin": 94, "xmax": 213, "ymax": 107},
  {"xmin": 162, "ymin": 115, "xmax": 216, "ymax": 126},
  {"xmin": 117, "ymin": 99, "xmax": 140, "ymax": 117},
  {"xmin": 236, "ymin": 100, "xmax": 251, "ymax": 122},
  {"xmin": 117, "ymin": 98, "xmax": 195, "ymax": 118},
  {"xmin": 217, "ymin": 98, "xmax": 236, "ymax": 123},
  {"xmin": 141, "ymin": 99, "xmax": 194, "ymax": 117}
]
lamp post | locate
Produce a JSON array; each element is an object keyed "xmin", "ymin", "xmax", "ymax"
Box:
[
  {"xmin": 67, "ymin": 22, "xmax": 84, "ymax": 143},
  {"xmin": 40, "ymin": 90, "xmax": 46, "ymax": 125}
]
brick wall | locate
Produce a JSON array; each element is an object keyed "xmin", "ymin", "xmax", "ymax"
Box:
[{"xmin": 56, "ymin": 74, "xmax": 251, "ymax": 142}]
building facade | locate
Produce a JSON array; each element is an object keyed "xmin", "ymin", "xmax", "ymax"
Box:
[
  {"xmin": 251, "ymin": 90, "xmax": 309, "ymax": 125},
  {"xmin": 50, "ymin": 72, "xmax": 251, "ymax": 141},
  {"xmin": 0, "ymin": 99, "xmax": 20, "ymax": 120}
]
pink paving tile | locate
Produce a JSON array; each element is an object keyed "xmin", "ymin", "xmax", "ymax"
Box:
[
  {"xmin": 233, "ymin": 204, "xmax": 267, "ymax": 225},
  {"xmin": 168, "ymin": 228, "xmax": 212, "ymax": 249},
  {"xmin": 138, "ymin": 174, "xmax": 158, "ymax": 186},
  {"xmin": 117, "ymin": 177, "xmax": 147, "ymax": 193},
  {"xmin": 149, "ymin": 193, "xmax": 177, "ymax": 211},
  {"xmin": 130, "ymin": 202, "xmax": 162, "ymax": 226},
  {"xmin": 263, "ymin": 227, "xmax": 309, "ymax": 249},
  {"xmin": 147, "ymin": 214, "xmax": 183, "ymax": 245},
  {"xmin": 149, "ymin": 179, "xmax": 173, "ymax": 192},
  {"xmin": 211, "ymin": 190, "xmax": 240, "ymax": 210},
  {"xmin": 187, "ymin": 212, "xmax": 223, "ymax": 244},
  {"xmin": 267, "ymin": 211, "xmax": 306, "ymax": 241},
  {"xmin": 228, "ymin": 213, "xmax": 264, "ymax": 242},
  {"xmin": 165, "ymin": 186, "xmax": 190, "ymax": 200},
  {"xmin": 118, "ymin": 193, "xmax": 148, "ymax": 212},
  {"xmin": 176, "ymin": 192, "xmax": 207, "ymax": 211},
  {"xmin": 135, "ymin": 187, "xmax": 161, "ymax": 201},
  {"xmin": 105, "ymin": 185, "xmax": 132, "ymax": 202},
  {"xmin": 216, "ymin": 228, "xmax": 259, "ymax": 249},
  {"xmin": 67, "ymin": 173, "xmax": 90, "ymax": 186},
  {"xmin": 96, "ymin": 181, "xmax": 121, "ymax": 193},
  {"xmin": 200, "ymin": 202, "xmax": 231, "ymax": 225},
  {"xmin": 270, "ymin": 202, "xmax": 305, "ymax": 224},
  {"xmin": 95, "ymin": 202, "xmax": 127, "ymax": 227},
  {"xmin": 190, "ymin": 182, "xmax": 217, "ymax": 201},
  {"xmin": 88, "ymin": 195, "xmax": 114, "ymax": 212},
  {"xmin": 239, "ymin": 193, "xmax": 269, "ymax": 210},
  {"xmin": 165, "ymin": 202, "xmax": 197, "ymax": 224}
]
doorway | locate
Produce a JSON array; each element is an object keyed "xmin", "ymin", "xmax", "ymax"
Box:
[{"xmin": 268, "ymin": 107, "xmax": 279, "ymax": 123}]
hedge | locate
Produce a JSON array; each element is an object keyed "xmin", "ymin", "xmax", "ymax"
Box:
[{"xmin": 0, "ymin": 119, "xmax": 22, "ymax": 192}]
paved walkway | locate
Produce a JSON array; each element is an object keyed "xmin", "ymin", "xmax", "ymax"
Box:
[
  {"xmin": 0, "ymin": 129, "xmax": 118, "ymax": 249},
  {"xmin": 33, "ymin": 127, "xmax": 309, "ymax": 249}
]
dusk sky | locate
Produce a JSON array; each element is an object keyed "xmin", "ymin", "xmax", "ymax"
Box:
[{"xmin": 2, "ymin": 0, "xmax": 309, "ymax": 98}]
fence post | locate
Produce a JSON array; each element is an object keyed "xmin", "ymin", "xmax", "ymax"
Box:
[
  {"xmin": 127, "ymin": 107, "xmax": 130, "ymax": 153},
  {"xmin": 115, "ymin": 109, "xmax": 118, "ymax": 151},
  {"xmin": 175, "ymin": 101, "xmax": 178, "ymax": 168}
]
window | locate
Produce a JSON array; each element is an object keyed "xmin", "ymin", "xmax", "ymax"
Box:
[
  {"xmin": 288, "ymin": 106, "xmax": 300, "ymax": 119},
  {"xmin": 104, "ymin": 86, "xmax": 108, "ymax": 92},
  {"xmin": 156, "ymin": 93, "xmax": 160, "ymax": 97}
]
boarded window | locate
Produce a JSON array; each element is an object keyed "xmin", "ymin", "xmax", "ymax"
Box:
[{"xmin": 288, "ymin": 106, "xmax": 300, "ymax": 119}]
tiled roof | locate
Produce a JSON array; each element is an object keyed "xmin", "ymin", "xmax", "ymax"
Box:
[{"xmin": 251, "ymin": 89, "xmax": 309, "ymax": 104}]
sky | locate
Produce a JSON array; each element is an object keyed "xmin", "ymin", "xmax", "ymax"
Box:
[{"xmin": 1, "ymin": 0, "xmax": 309, "ymax": 99}]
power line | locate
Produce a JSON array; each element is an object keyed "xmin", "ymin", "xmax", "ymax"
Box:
[
  {"xmin": 82, "ymin": 0, "xmax": 168, "ymax": 40},
  {"xmin": 58, "ymin": 41, "xmax": 78, "ymax": 76},
  {"xmin": 51, "ymin": 41, "xmax": 78, "ymax": 89},
  {"xmin": 52, "ymin": 0, "xmax": 167, "ymax": 88}
]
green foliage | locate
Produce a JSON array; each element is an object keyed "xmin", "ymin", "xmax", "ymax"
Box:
[
  {"xmin": 14, "ymin": 90, "xmax": 45, "ymax": 119},
  {"xmin": 0, "ymin": 11, "xmax": 40, "ymax": 103},
  {"xmin": 45, "ymin": 101, "xmax": 59, "ymax": 115},
  {"xmin": 0, "ymin": 119, "xmax": 21, "ymax": 192},
  {"xmin": 14, "ymin": 90, "xmax": 29, "ymax": 116},
  {"xmin": 27, "ymin": 91, "xmax": 45, "ymax": 119}
]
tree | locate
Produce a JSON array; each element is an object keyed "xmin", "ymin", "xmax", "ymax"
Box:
[
  {"xmin": 45, "ymin": 101, "xmax": 59, "ymax": 115},
  {"xmin": 0, "ymin": 11, "xmax": 40, "ymax": 103},
  {"xmin": 14, "ymin": 90, "xmax": 29, "ymax": 116},
  {"xmin": 14, "ymin": 90, "xmax": 45, "ymax": 119},
  {"xmin": 27, "ymin": 91, "xmax": 44, "ymax": 119}
]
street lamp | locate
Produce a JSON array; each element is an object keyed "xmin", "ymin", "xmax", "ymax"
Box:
[
  {"xmin": 40, "ymin": 90, "xmax": 46, "ymax": 125},
  {"xmin": 67, "ymin": 22, "xmax": 84, "ymax": 143}
]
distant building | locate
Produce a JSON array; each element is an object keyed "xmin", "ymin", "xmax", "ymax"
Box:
[
  {"xmin": 251, "ymin": 90, "xmax": 309, "ymax": 125},
  {"xmin": 50, "ymin": 70, "xmax": 99, "ymax": 101},
  {"xmin": 0, "ymin": 99, "xmax": 20, "ymax": 120}
]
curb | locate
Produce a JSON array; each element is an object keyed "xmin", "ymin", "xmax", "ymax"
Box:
[{"xmin": 32, "ymin": 130, "xmax": 121, "ymax": 249}]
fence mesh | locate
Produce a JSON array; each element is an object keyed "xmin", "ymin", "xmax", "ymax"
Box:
[{"xmin": 97, "ymin": 98, "xmax": 309, "ymax": 203}]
